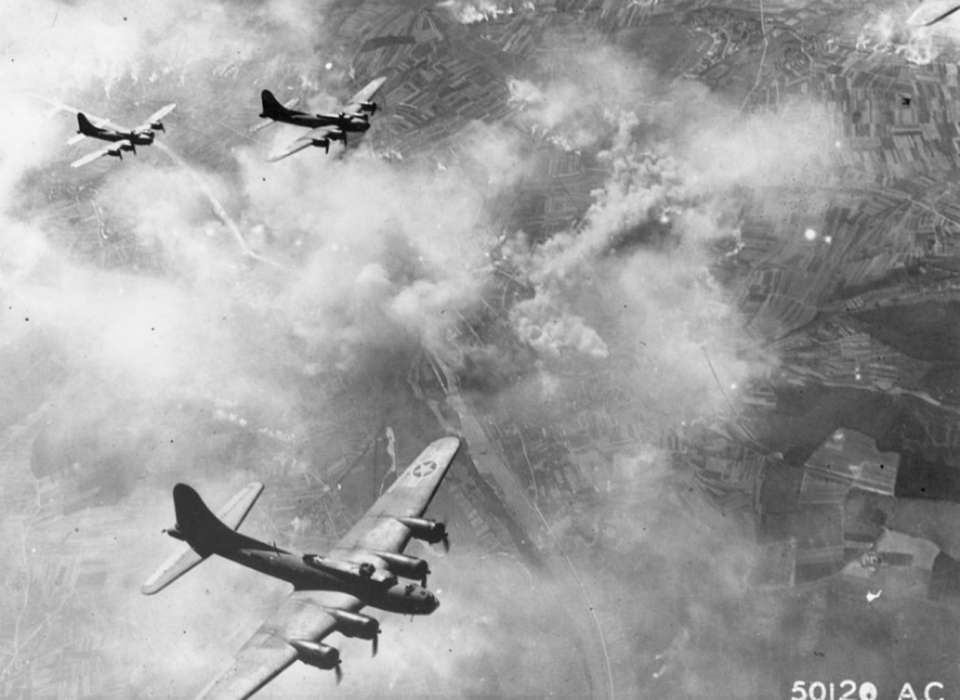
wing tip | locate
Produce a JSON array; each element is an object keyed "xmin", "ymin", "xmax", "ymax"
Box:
[
  {"xmin": 429, "ymin": 435, "xmax": 462, "ymax": 460},
  {"xmin": 436, "ymin": 435, "xmax": 461, "ymax": 449}
]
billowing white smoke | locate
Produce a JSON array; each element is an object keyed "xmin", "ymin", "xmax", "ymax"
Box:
[
  {"xmin": 502, "ymin": 44, "xmax": 836, "ymax": 419},
  {"xmin": 437, "ymin": 0, "xmax": 528, "ymax": 24},
  {"xmin": 855, "ymin": 1, "xmax": 960, "ymax": 65}
]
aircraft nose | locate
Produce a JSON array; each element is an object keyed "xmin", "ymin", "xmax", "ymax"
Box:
[{"xmin": 429, "ymin": 594, "xmax": 440, "ymax": 612}]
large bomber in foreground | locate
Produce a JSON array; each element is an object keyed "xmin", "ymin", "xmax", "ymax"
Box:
[{"xmin": 142, "ymin": 436, "xmax": 461, "ymax": 699}]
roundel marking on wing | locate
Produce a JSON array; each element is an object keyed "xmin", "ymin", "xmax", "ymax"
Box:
[{"xmin": 410, "ymin": 460, "xmax": 438, "ymax": 481}]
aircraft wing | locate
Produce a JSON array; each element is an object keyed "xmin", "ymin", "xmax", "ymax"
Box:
[
  {"xmin": 328, "ymin": 436, "xmax": 461, "ymax": 558},
  {"xmin": 70, "ymin": 140, "xmax": 130, "ymax": 168},
  {"xmin": 267, "ymin": 126, "xmax": 339, "ymax": 162},
  {"xmin": 909, "ymin": 1, "xmax": 960, "ymax": 26},
  {"xmin": 196, "ymin": 590, "xmax": 362, "ymax": 700},
  {"xmin": 133, "ymin": 103, "xmax": 177, "ymax": 132},
  {"xmin": 66, "ymin": 132, "xmax": 87, "ymax": 146},
  {"xmin": 342, "ymin": 76, "xmax": 387, "ymax": 113}
]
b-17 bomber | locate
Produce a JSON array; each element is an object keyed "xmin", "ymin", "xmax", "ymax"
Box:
[
  {"xmin": 67, "ymin": 103, "xmax": 176, "ymax": 167},
  {"xmin": 142, "ymin": 436, "xmax": 460, "ymax": 699},
  {"xmin": 255, "ymin": 76, "xmax": 386, "ymax": 161}
]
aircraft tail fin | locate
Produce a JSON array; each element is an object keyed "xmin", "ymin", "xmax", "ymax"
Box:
[
  {"xmin": 141, "ymin": 481, "xmax": 264, "ymax": 595},
  {"xmin": 259, "ymin": 89, "xmax": 289, "ymax": 119},
  {"xmin": 76, "ymin": 112, "xmax": 97, "ymax": 135}
]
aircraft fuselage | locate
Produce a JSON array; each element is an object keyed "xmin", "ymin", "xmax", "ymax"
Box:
[
  {"xmin": 272, "ymin": 112, "xmax": 371, "ymax": 133},
  {"xmin": 212, "ymin": 532, "xmax": 438, "ymax": 615},
  {"xmin": 86, "ymin": 128, "xmax": 155, "ymax": 146}
]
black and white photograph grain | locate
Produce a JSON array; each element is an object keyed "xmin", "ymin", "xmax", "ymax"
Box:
[{"xmin": 7, "ymin": 1, "xmax": 960, "ymax": 698}]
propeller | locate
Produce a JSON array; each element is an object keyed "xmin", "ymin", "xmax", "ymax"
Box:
[
  {"xmin": 334, "ymin": 661, "xmax": 343, "ymax": 685},
  {"xmin": 372, "ymin": 632, "xmax": 379, "ymax": 657},
  {"xmin": 440, "ymin": 530, "xmax": 450, "ymax": 553}
]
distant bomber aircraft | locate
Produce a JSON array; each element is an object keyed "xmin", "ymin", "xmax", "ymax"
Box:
[
  {"xmin": 256, "ymin": 76, "xmax": 386, "ymax": 161},
  {"xmin": 143, "ymin": 436, "xmax": 460, "ymax": 699},
  {"xmin": 908, "ymin": 0, "xmax": 960, "ymax": 26},
  {"xmin": 68, "ymin": 103, "xmax": 176, "ymax": 167}
]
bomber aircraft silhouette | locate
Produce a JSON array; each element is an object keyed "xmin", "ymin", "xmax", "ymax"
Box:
[
  {"xmin": 68, "ymin": 103, "xmax": 176, "ymax": 167},
  {"xmin": 143, "ymin": 436, "xmax": 460, "ymax": 699},
  {"xmin": 908, "ymin": 0, "xmax": 960, "ymax": 26},
  {"xmin": 256, "ymin": 76, "xmax": 386, "ymax": 160}
]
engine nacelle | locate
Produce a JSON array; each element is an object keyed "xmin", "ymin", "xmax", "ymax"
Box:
[
  {"xmin": 121, "ymin": 142, "xmax": 136, "ymax": 153},
  {"xmin": 372, "ymin": 551, "xmax": 430, "ymax": 582},
  {"xmin": 325, "ymin": 609, "xmax": 379, "ymax": 640},
  {"xmin": 395, "ymin": 517, "xmax": 446, "ymax": 545},
  {"xmin": 311, "ymin": 138, "xmax": 330, "ymax": 153},
  {"xmin": 359, "ymin": 101, "xmax": 377, "ymax": 115},
  {"xmin": 108, "ymin": 148, "xmax": 124, "ymax": 160},
  {"xmin": 149, "ymin": 121, "xmax": 165, "ymax": 132},
  {"xmin": 290, "ymin": 640, "xmax": 339, "ymax": 670}
]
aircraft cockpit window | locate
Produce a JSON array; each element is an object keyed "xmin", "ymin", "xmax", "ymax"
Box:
[{"xmin": 405, "ymin": 583, "xmax": 416, "ymax": 596}]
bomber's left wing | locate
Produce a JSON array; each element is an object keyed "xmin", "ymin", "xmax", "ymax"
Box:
[
  {"xmin": 329, "ymin": 436, "xmax": 461, "ymax": 558},
  {"xmin": 197, "ymin": 590, "xmax": 362, "ymax": 700},
  {"xmin": 132, "ymin": 103, "xmax": 177, "ymax": 132},
  {"xmin": 268, "ymin": 126, "xmax": 339, "ymax": 162},
  {"xmin": 70, "ymin": 140, "xmax": 130, "ymax": 168},
  {"xmin": 341, "ymin": 76, "xmax": 387, "ymax": 113}
]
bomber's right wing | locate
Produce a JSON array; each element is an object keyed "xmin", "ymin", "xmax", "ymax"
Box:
[
  {"xmin": 197, "ymin": 589, "xmax": 362, "ymax": 700},
  {"xmin": 267, "ymin": 126, "xmax": 338, "ymax": 162},
  {"xmin": 70, "ymin": 141, "xmax": 129, "ymax": 168}
]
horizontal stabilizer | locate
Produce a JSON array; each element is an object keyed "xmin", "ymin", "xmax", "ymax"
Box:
[
  {"xmin": 217, "ymin": 481, "xmax": 264, "ymax": 530},
  {"xmin": 141, "ymin": 543, "xmax": 206, "ymax": 595},
  {"xmin": 141, "ymin": 481, "xmax": 264, "ymax": 595}
]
